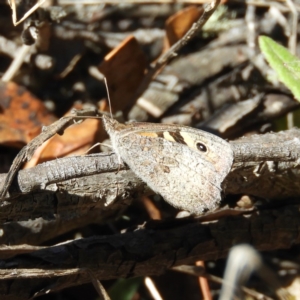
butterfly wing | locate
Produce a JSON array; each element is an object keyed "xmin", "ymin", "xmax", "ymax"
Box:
[{"xmin": 113, "ymin": 126, "xmax": 233, "ymax": 214}]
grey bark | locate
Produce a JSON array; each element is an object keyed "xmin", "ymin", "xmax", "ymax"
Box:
[{"xmin": 0, "ymin": 205, "xmax": 298, "ymax": 299}]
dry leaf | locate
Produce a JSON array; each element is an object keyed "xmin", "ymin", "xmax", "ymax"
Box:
[
  {"xmin": 0, "ymin": 81, "xmax": 56, "ymax": 148},
  {"xmin": 98, "ymin": 35, "xmax": 147, "ymax": 114}
]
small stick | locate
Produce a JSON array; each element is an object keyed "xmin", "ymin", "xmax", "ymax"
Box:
[
  {"xmin": 196, "ymin": 261, "xmax": 212, "ymax": 300},
  {"xmin": 104, "ymin": 77, "xmax": 113, "ymax": 118},
  {"xmin": 1, "ymin": 45, "xmax": 31, "ymax": 82},
  {"xmin": 132, "ymin": 0, "xmax": 221, "ymax": 103},
  {"xmin": 8, "ymin": 0, "xmax": 47, "ymax": 26},
  {"xmin": 286, "ymin": 0, "xmax": 298, "ymax": 129}
]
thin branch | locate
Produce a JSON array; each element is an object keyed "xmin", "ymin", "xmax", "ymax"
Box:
[
  {"xmin": 286, "ymin": 0, "xmax": 298, "ymax": 55},
  {"xmin": 132, "ymin": 0, "xmax": 221, "ymax": 104},
  {"xmin": 1, "ymin": 45, "xmax": 32, "ymax": 82},
  {"xmin": 0, "ymin": 109, "xmax": 99, "ymax": 199},
  {"xmin": 286, "ymin": 0, "xmax": 298, "ymax": 129},
  {"xmin": 8, "ymin": 0, "xmax": 47, "ymax": 26}
]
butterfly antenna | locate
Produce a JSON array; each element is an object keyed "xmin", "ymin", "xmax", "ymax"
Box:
[{"xmin": 104, "ymin": 77, "xmax": 113, "ymax": 119}]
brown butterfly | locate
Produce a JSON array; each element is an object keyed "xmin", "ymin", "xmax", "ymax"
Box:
[{"xmin": 103, "ymin": 115, "xmax": 233, "ymax": 215}]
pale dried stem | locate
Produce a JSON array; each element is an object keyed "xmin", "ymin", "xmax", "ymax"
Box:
[{"xmin": 1, "ymin": 45, "xmax": 31, "ymax": 82}]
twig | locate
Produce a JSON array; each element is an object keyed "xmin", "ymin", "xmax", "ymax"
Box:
[
  {"xmin": 132, "ymin": 0, "xmax": 221, "ymax": 104},
  {"xmin": 245, "ymin": 1, "xmax": 256, "ymax": 54},
  {"xmin": 1, "ymin": 45, "xmax": 32, "ymax": 82},
  {"xmin": 87, "ymin": 270, "xmax": 112, "ymax": 300},
  {"xmin": 284, "ymin": 0, "xmax": 298, "ymax": 129},
  {"xmin": 0, "ymin": 109, "xmax": 99, "ymax": 199},
  {"xmin": 196, "ymin": 261, "xmax": 212, "ymax": 300},
  {"xmin": 144, "ymin": 277, "xmax": 163, "ymax": 300},
  {"xmin": 0, "ymin": 36, "xmax": 30, "ymax": 62},
  {"xmin": 8, "ymin": 0, "xmax": 47, "ymax": 26},
  {"xmin": 173, "ymin": 265, "xmax": 274, "ymax": 300},
  {"xmin": 286, "ymin": 0, "xmax": 298, "ymax": 55}
]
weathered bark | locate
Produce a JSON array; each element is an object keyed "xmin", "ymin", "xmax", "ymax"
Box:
[
  {"xmin": 0, "ymin": 128, "xmax": 300, "ymax": 223},
  {"xmin": 0, "ymin": 205, "xmax": 298, "ymax": 299}
]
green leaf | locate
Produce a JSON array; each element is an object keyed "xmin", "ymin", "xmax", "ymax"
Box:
[
  {"xmin": 108, "ymin": 277, "xmax": 143, "ymax": 300},
  {"xmin": 259, "ymin": 35, "xmax": 300, "ymax": 102}
]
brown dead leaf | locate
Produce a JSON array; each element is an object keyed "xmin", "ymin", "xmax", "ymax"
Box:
[
  {"xmin": 31, "ymin": 119, "xmax": 103, "ymax": 165},
  {"xmin": 24, "ymin": 108, "xmax": 105, "ymax": 167},
  {"xmin": 98, "ymin": 35, "xmax": 147, "ymax": 114},
  {"xmin": 165, "ymin": 6, "xmax": 202, "ymax": 48},
  {"xmin": 0, "ymin": 81, "xmax": 56, "ymax": 148}
]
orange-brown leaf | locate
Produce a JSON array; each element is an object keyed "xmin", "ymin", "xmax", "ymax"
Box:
[{"xmin": 0, "ymin": 81, "xmax": 56, "ymax": 148}]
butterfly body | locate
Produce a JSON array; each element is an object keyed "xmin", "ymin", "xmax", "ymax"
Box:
[{"xmin": 103, "ymin": 115, "xmax": 233, "ymax": 215}]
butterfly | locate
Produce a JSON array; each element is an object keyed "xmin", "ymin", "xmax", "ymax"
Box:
[{"xmin": 103, "ymin": 115, "xmax": 233, "ymax": 215}]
